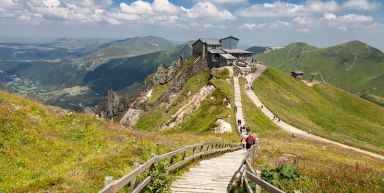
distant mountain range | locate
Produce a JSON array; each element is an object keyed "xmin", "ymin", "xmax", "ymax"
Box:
[
  {"xmin": 254, "ymin": 40, "xmax": 384, "ymax": 106},
  {"xmin": 0, "ymin": 36, "xmax": 189, "ymax": 110},
  {"xmin": 1, "ymin": 36, "xmax": 383, "ymax": 110}
]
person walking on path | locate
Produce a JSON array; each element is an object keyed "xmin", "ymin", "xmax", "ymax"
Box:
[
  {"xmin": 245, "ymin": 126, "xmax": 250, "ymax": 135},
  {"xmin": 241, "ymin": 137, "xmax": 246, "ymax": 149},
  {"xmin": 237, "ymin": 119, "xmax": 242, "ymax": 126},
  {"xmin": 245, "ymin": 134, "xmax": 257, "ymax": 150}
]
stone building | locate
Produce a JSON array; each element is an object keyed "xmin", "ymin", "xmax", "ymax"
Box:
[{"xmin": 192, "ymin": 36, "xmax": 253, "ymax": 68}]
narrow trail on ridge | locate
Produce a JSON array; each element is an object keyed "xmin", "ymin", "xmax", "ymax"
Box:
[
  {"xmin": 170, "ymin": 73, "xmax": 249, "ymax": 193},
  {"xmin": 244, "ymin": 64, "xmax": 384, "ymax": 161}
]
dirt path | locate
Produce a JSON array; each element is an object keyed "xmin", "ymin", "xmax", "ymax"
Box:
[{"xmin": 244, "ymin": 64, "xmax": 384, "ymax": 161}]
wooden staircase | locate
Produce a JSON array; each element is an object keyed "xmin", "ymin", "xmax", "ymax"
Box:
[{"xmin": 171, "ymin": 150, "xmax": 246, "ymax": 193}]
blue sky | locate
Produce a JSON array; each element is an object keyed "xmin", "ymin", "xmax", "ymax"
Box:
[{"xmin": 0, "ymin": 0, "xmax": 383, "ymax": 50}]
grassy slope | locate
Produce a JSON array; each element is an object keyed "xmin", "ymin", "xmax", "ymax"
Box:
[
  {"xmin": 252, "ymin": 68, "xmax": 384, "ymax": 155},
  {"xmin": 0, "ymin": 91, "xmax": 230, "ymax": 192},
  {"xmin": 135, "ymin": 70, "xmax": 209, "ymax": 131},
  {"xmin": 255, "ymin": 41, "xmax": 384, "ymax": 98},
  {"xmin": 147, "ymin": 83, "xmax": 170, "ymax": 104},
  {"xmin": 239, "ymin": 78, "xmax": 384, "ymax": 193},
  {"xmin": 137, "ymin": 67, "xmax": 238, "ymax": 141}
]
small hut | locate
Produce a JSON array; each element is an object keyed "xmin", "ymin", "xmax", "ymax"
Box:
[{"xmin": 291, "ymin": 71, "xmax": 304, "ymax": 79}]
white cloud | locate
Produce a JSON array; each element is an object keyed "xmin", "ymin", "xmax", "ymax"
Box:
[
  {"xmin": 120, "ymin": 1, "xmax": 153, "ymax": 15},
  {"xmin": 323, "ymin": 12, "xmax": 337, "ymax": 20},
  {"xmin": 323, "ymin": 13, "xmax": 373, "ymax": 23},
  {"xmin": 239, "ymin": 20, "xmax": 291, "ymax": 30},
  {"xmin": 343, "ymin": 0, "xmax": 381, "ymax": 10},
  {"xmin": 294, "ymin": 16, "xmax": 314, "ymax": 25},
  {"xmin": 237, "ymin": 1, "xmax": 344, "ymax": 18},
  {"xmin": 200, "ymin": 0, "xmax": 248, "ymax": 5},
  {"xmin": 306, "ymin": 0, "xmax": 339, "ymax": 12},
  {"xmin": 152, "ymin": 0, "xmax": 179, "ymax": 13},
  {"xmin": 0, "ymin": 0, "xmax": 18, "ymax": 7},
  {"xmin": 240, "ymin": 23, "xmax": 257, "ymax": 30},
  {"xmin": 43, "ymin": 0, "xmax": 61, "ymax": 7},
  {"xmin": 322, "ymin": 13, "xmax": 377, "ymax": 32},
  {"xmin": 237, "ymin": 2, "xmax": 305, "ymax": 17},
  {"xmin": 185, "ymin": 1, "xmax": 235, "ymax": 20}
]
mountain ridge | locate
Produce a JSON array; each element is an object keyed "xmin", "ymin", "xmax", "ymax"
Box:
[{"xmin": 254, "ymin": 40, "xmax": 384, "ymax": 105}]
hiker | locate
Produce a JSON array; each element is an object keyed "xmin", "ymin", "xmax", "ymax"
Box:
[
  {"xmin": 245, "ymin": 134, "xmax": 257, "ymax": 150},
  {"xmin": 241, "ymin": 137, "xmax": 246, "ymax": 149},
  {"xmin": 237, "ymin": 119, "xmax": 242, "ymax": 126},
  {"xmin": 235, "ymin": 106, "xmax": 237, "ymax": 113},
  {"xmin": 273, "ymin": 115, "xmax": 276, "ymax": 120},
  {"xmin": 245, "ymin": 126, "xmax": 250, "ymax": 134},
  {"xmin": 239, "ymin": 126, "xmax": 243, "ymax": 133},
  {"xmin": 260, "ymin": 105, "xmax": 263, "ymax": 109}
]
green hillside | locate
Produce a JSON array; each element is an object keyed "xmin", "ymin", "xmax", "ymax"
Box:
[
  {"xmin": 83, "ymin": 43, "xmax": 191, "ymax": 95},
  {"xmin": 239, "ymin": 78, "xmax": 384, "ymax": 193},
  {"xmin": 0, "ymin": 91, "xmax": 231, "ymax": 192},
  {"xmin": 254, "ymin": 41, "xmax": 384, "ymax": 103},
  {"xmin": 252, "ymin": 68, "xmax": 384, "ymax": 155}
]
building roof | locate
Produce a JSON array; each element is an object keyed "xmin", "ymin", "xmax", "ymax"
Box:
[
  {"xmin": 196, "ymin": 38, "xmax": 222, "ymax": 45},
  {"xmin": 220, "ymin": 36, "xmax": 239, "ymax": 41},
  {"xmin": 223, "ymin": 49, "xmax": 253, "ymax": 54},
  {"xmin": 292, "ymin": 71, "xmax": 304, "ymax": 75},
  {"xmin": 207, "ymin": 48, "xmax": 225, "ymax": 54},
  {"xmin": 220, "ymin": 54, "xmax": 237, "ymax": 60}
]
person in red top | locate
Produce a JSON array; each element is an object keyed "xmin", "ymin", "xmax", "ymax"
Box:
[{"xmin": 245, "ymin": 134, "xmax": 257, "ymax": 150}]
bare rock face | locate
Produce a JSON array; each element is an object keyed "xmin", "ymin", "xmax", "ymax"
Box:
[
  {"xmin": 94, "ymin": 90, "xmax": 129, "ymax": 118},
  {"xmin": 107, "ymin": 90, "xmax": 120, "ymax": 115},
  {"xmin": 154, "ymin": 64, "xmax": 168, "ymax": 85},
  {"xmin": 152, "ymin": 57, "xmax": 184, "ymax": 86},
  {"xmin": 160, "ymin": 85, "xmax": 215, "ymax": 130},
  {"xmin": 120, "ymin": 108, "xmax": 144, "ymax": 127},
  {"xmin": 214, "ymin": 119, "xmax": 232, "ymax": 133}
]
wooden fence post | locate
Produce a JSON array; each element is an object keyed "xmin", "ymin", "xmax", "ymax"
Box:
[
  {"xmin": 130, "ymin": 162, "xmax": 140, "ymax": 191},
  {"xmin": 255, "ymin": 170, "xmax": 261, "ymax": 193},
  {"xmin": 170, "ymin": 156, "xmax": 175, "ymax": 165},
  {"xmin": 104, "ymin": 176, "xmax": 113, "ymax": 187},
  {"xmin": 182, "ymin": 151, "xmax": 186, "ymax": 161}
]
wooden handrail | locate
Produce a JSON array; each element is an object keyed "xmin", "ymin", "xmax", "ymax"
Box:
[
  {"xmin": 99, "ymin": 142, "xmax": 241, "ymax": 193},
  {"xmin": 246, "ymin": 171, "xmax": 285, "ymax": 193},
  {"xmin": 233, "ymin": 143, "xmax": 286, "ymax": 193}
]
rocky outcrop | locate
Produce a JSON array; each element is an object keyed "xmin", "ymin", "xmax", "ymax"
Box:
[
  {"xmin": 119, "ymin": 56, "xmax": 209, "ymax": 128},
  {"xmin": 151, "ymin": 57, "xmax": 209, "ymax": 107},
  {"xmin": 145, "ymin": 56, "xmax": 185, "ymax": 88},
  {"xmin": 153, "ymin": 64, "xmax": 168, "ymax": 85},
  {"xmin": 160, "ymin": 84, "xmax": 215, "ymax": 130},
  {"xmin": 94, "ymin": 90, "xmax": 130, "ymax": 118},
  {"xmin": 119, "ymin": 108, "xmax": 144, "ymax": 127},
  {"xmin": 214, "ymin": 119, "xmax": 232, "ymax": 133}
]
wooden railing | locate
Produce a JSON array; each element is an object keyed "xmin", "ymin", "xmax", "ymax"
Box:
[
  {"xmin": 99, "ymin": 142, "xmax": 241, "ymax": 193},
  {"xmin": 230, "ymin": 143, "xmax": 286, "ymax": 193}
]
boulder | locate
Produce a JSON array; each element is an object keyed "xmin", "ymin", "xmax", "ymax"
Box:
[{"xmin": 214, "ymin": 119, "xmax": 232, "ymax": 133}]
